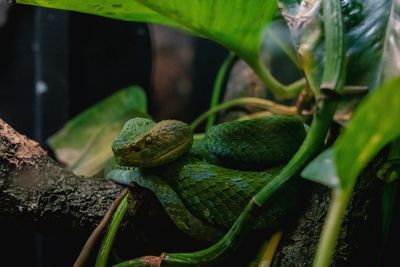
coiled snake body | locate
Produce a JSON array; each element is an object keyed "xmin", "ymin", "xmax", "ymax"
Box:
[{"xmin": 106, "ymin": 116, "xmax": 306, "ymax": 242}]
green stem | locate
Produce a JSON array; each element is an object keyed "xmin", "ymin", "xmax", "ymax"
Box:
[
  {"xmin": 96, "ymin": 194, "xmax": 129, "ymax": 267},
  {"xmin": 320, "ymin": 0, "xmax": 345, "ymax": 92},
  {"xmin": 206, "ymin": 52, "xmax": 237, "ymax": 130},
  {"xmin": 190, "ymin": 97, "xmax": 297, "ymax": 130},
  {"xmin": 257, "ymin": 230, "xmax": 283, "ymax": 267},
  {"xmin": 249, "ymin": 58, "xmax": 306, "ymax": 99},
  {"xmin": 237, "ymin": 111, "xmax": 273, "ymax": 121},
  {"xmin": 115, "ymin": 199, "xmax": 263, "ymax": 267},
  {"xmin": 312, "ymin": 0, "xmax": 345, "ymax": 266},
  {"xmin": 74, "ymin": 189, "xmax": 129, "ymax": 267},
  {"xmin": 312, "ymin": 189, "xmax": 350, "ymax": 267}
]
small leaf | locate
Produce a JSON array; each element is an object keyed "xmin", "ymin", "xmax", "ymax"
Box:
[
  {"xmin": 301, "ymin": 148, "xmax": 340, "ymax": 188},
  {"xmin": 48, "ymin": 86, "xmax": 149, "ymax": 176}
]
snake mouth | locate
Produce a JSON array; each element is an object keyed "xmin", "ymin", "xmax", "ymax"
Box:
[
  {"xmin": 153, "ymin": 139, "xmax": 192, "ymax": 165},
  {"xmin": 114, "ymin": 155, "xmax": 141, "ymax": 167},
  {"xmin": 116, "ymin": 138, "xmax": 192, "ymax": 167}
]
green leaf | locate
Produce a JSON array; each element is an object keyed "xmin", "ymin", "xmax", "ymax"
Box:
[
  {"xmin": 48, "ymin": 86, "xmax": 149, "ymax": 177},
  {"xmin": 301, "ymin": 148, "xmax": 339, "ymax": 188},
  {"xmin": 281, "ymin": 0, "xmax": 400, "ymax": 94},
  {"xmin": 302, "ymin": 77, "xmax": 400, "ymax": 189},
  {"xmin": 136, "ymin": 1, "xmax": 277, "ymax": 62}
]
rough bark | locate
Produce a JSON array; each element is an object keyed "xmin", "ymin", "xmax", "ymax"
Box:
[
  {"xmin": 0, "ymin": 118, "xmax": 384, "ymax": 266},
  {"xmin": 0, "ymin": 117, "xmax": 122, "ymax": 232},
  {"xmin": 273, "ymin": 170, "xmax": 382, "ymax": 267}
]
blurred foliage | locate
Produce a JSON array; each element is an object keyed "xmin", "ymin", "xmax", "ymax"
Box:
[
  {"xmin": 48, "ymin": 86, "xmax": 149, "ymax": 176},
  {"xmin": 280, "ymin": 0, "xmax": 400, "ymax": 95}
]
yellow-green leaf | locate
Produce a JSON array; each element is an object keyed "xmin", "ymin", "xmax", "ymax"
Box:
[{"xmin": 48, "ymin": 86, "xmax": 149, "ymax": 176}]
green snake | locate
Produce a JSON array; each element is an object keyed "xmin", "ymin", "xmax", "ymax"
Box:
[{"xmin": 106, "ymin": 116, "xmax": 306, "ymax": 242}]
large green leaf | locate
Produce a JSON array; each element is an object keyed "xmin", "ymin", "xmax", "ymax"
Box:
[
  {"xmin": 280, "ymin": 0, "xmax": 400, "ymax": 95},
  {"xmin": 48, "ymin": 86, "xmax": 149, "ymax": 177},
  {"xmin": 134, "ymin": 0, "xmax": 277, "ymax": 62},
  {"xmin": 16, "ymin": 0, "xmax": 302, "ymax": 97},
  {"xmin": 302, "ymin": 76, "xmax": 400, "ymax": 189}
]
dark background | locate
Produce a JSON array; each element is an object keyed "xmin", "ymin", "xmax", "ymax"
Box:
[{"xmin": 0, "ymin": 4, "xmax": 226, "ymax": 266}]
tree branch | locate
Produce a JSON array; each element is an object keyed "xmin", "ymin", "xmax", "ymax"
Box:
[{"xmin": 0, "ymin": 118, "xmax": 123, "ymax": 232}]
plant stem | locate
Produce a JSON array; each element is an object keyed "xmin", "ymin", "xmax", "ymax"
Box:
[
  {"xmin": 190, "ymin": 97, "xmax": 297, "ymax": 130},
  {"xmin": 312, "ymin": 189, "xmax": 350, "ymax": 267},
  {"xmin": 73, "ymin": 188, "xmax": 129, "ymax": 267},
  {"xmin": 320, "ymin": 0, "xmax": 345, "ymax": 93},
  {"xmin": 237, "ymin": 111, "xmax": 273, "ymax": 121},
  {"xmin": 115, "ymin": 198, "xmax": 263, "ymax": 267},
  {"xmin": 206, "ymin": 52, "xmax": 237, "ymax": 130},
  {"xmin": 249, "ymin": 58, "xmax": 306, "ymax": 99},
  {"xmin": 312, "ymin": 0, "xmax": 345, "ymax": 265},
  {"xmin": 257, "ymin": 230, "xmax": 283, "ymax": 267},
  {"xmin": 96, "ymin": 193, "xmax": 129, "ymax": 267}
]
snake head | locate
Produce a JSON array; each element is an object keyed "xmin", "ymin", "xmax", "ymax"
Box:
[{"xmin": 112, "ymin": 117, "xmax": 193, "ymax": 167}]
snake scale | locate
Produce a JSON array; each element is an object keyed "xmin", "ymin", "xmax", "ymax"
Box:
[{"xmin": 106, "ymin": 116, "xmax": 306, "ymax": 242}]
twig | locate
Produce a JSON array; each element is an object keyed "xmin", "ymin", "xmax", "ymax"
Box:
[{"xmin": 74, "ymin": 188, "xmax": 129, "ymax": 267}]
